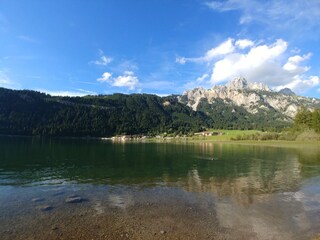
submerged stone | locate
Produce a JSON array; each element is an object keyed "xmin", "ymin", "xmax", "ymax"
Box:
[
  {"xmin": 51, "ymin": 225, "xmax": 58, "ymax": 230},
  {"xmin": 38, "ymin": 205, "xmax": 54, "ymax": 211},
  {"xmin": 32, "ymin": 197, "xmax": 45, "ymax": 202},
  {"xmin": 65, "ymin": 196, "xmax": 84, "ymax": 203},
  {"xmin": 52, "ymin": 191, "xmax": 65, "ymax": 196}
]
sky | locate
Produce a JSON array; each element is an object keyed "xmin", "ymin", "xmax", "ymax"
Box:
[{"xmin": 0, "ymin": 0, "xmax": 320, "ymax": 98}]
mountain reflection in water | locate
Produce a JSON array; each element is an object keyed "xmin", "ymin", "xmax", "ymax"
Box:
[{"xmin": 0, "ymin": 137, "xmax": 319, "ymax": 239}]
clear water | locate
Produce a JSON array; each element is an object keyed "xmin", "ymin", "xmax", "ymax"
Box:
[{"xmin": 0, "ymin": 137, "xmax": 319, "ymax": 239}]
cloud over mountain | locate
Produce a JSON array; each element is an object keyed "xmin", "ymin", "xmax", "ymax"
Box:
[
  {"xmin": 177, "ymin": 38, "xmax": 319, "ymax": 94},
  {"xmin": 97, "ymin": 71, "xmax": 139, "ymax": 90}
]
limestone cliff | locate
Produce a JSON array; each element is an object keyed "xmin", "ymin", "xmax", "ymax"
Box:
[{"xmin": 178, "ymin": 77, "xmax": 320, "ymax": 119}]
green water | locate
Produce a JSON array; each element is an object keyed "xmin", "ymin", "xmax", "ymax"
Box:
[{"xmin": 0, "ymin": 137, "xmax": 320, "ymax": 239}]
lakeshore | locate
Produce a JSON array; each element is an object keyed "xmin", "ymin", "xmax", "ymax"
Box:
[
  {"xmin": 104, "ymin": 129, "xmax": 320, "ymax": 148},
  {"xmin": 1, "ymin": 137, "xmax": 320, "ymax": 240}
]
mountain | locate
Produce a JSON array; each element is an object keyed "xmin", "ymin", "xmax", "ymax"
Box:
[
  {"xmin": 179, "ymin": 77, "xmax": 320, "ymax": 120},
  {"xmin": 226, "ymin": 77, "xmax": 270, "ymax": 91},
  {"xmin": 0, "ymin": 88, "xmax": 208, "ymax": 137},
  {"xmin": 0, "ymin": 77, "xmax": 319, "ymax": 137},
  {"xmin": 278, "ymin": 88, "xmax": 296, "ymax": 96}
]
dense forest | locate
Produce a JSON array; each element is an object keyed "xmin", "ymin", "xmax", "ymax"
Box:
[
  {"xmin": 293, "ymin": 107, "xmax": 320, "ymax": 133},
  {"xmin": 0, "ymin": 87, "xmax": 314, "ymax": 137},
  {"xmin": 0, "ymin": 88, "xmax": 207, "ymax": 137},
  {"xmin": 195, "ymin": 98, "xmax": 289, "ymax": 131},
  {"xmin": 231, "ymin": 107, "xmax": 320, "ymax": 141}
]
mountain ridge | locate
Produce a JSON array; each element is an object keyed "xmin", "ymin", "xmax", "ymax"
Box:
[
  {"xmin": 179, "ymin": 77, "xmax": 320, "ymax": 119},
  {"xmin": 0, "ymin": 78, "xmax": 319, "ymax": 137}
]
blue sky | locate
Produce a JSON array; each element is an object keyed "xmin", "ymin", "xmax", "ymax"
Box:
[{"xmin": 0, "ymin": 0, "xmax": 320, "ymax": 98}]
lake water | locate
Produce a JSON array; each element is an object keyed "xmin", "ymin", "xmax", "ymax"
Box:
[{"xmin": 0, "ymin": 137, "xmax": 319, "ymax": 240}]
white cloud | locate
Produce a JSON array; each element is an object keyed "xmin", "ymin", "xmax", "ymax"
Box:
[
  {"xmin": 205, "ymin": 1, "xmax": 240, "ymax": 11},
  {"xmin": 93, "ymin": 55, "xmax": 112, "ymax": 66},
  {"xmin": 90, "ymin": 50, "xmax": 112, "ymax": 66},
  {"xmin": 113, "ymin": 71, "xmax": 139, "ymax": 90},
  {"xmin": 204, "ymin": 38, "xmax": 235, "ymax": 61},
  {"xmin": 0, "ymin": 71, "xmax": 12, "ymax": 87},
  {"xmin": 97, "ymin": 71, "xmax": 139, "ymax": 90},
  {"xmin": 210, "ymin": 39, "xmax": 288, "ymax": 84},
  {"xmin": 37, "ymin": 89, "xmax": 97, "ymax": 97},
  {"xmin": 179, "ymin": 38, "xmax": 320, "ymax": 94},
  {"xmin": 0, "ymin": 71, "xmax": 20, "ymax": 89},
  {"xmin": 149, "ymin": 93, "xmax": 170, "ymax": 97},
  {"xmin": 275, "ymin": 76, "xmax": 320, "ymax": 93},
  {"xmin": 176, "ymin": 57, "xmax": 186, "ymax": 64},
  {"xmin": 97, "ymin": 72, "xmax": 112, "ymax": 82},
  {"xmin": 183, "ymin": 73, "xmax": 211, "ymax": 90},
  {"xmin": 283, "ymin": 54, "xmax": 311, "ymax": 74},
  {"xmin": 205, "ymin": 0, "xmax": 320, "ymax": 32},
  {"xmin": 196, "ymin": 73, "xmax": 209, "ymax": 83},
  {"xmin": 177, "ymin": 38, "xmax": 235, "ymax": 64},
  {"xmin": 74, "ymin": 88, "xmax": 97, "ymax": 95},
  {"xmin": 235, "ymin": 39, "xmax": 254, "ymax": 49}
]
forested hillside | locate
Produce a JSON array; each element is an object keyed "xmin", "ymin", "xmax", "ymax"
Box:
[
  {"xmin": 294, "ymin": 107, "xmax": 320, "ymax": 132},
  {"xmin": 0, "ymin": 87, "xmax": 301, "ymax": 137},
  {"xmin": 195, "ymin": 98, "xmax": 289, "ymax": 131},
  {"xmin": 0, "ymin": 88, "xmax": 208, "ymax": 137}
]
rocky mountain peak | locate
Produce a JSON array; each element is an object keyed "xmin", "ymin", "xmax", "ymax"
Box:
[
  {"xmin": 249, "ymin": 82, "xmax": 270, "ymax": 91},
  {"xmin": 179, "ymin": 77, "xmax": 320, "ymax": 118},
  {"xmin": 226, "ymin": 77, "xmax": 248, "ymax": 90},
  {"xmin": 225, "ymin": 77, "xmax": 270, "ymax": 91},
  {"xmin": 279, "ymin": 88, "xmax": 296, "ymax": 96}
]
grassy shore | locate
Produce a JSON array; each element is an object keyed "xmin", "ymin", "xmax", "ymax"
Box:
[
  {"xmin": 189, "ymin": 129, "xmax": 260, "ymax": 141},
  {"xmin": 144, "ymin": 129, "xmax": 319, "ymax": 148}
]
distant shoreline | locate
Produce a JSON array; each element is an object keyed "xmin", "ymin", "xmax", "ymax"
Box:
[{"xmin": 1, "ymin": 133, "xmax": 318, "ymax": 148}]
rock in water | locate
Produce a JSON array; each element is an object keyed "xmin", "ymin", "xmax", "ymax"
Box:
[
  {"xmin": 32, "ymin": 197, "xmax": 45, "ymax": 202},
  {"xmin": 51, "ymin": 225, "xmax": 58, "ymax": 230},
  {"xmin": 65, "ymin": 196, "xmax": 84, "ymax": 203},
  {"xmin": 38, "ymin": 205, "xmax": 53, "ymax": 211}
]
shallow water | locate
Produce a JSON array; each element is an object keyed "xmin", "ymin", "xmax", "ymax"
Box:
[{"xmin": 0, "ymin": 137, "xmax": 319, "ymax": 239}]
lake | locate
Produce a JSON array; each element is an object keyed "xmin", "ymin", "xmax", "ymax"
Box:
[{"xmin": 0, "ymin": 137, "xmax": 319, "ymax": 240}]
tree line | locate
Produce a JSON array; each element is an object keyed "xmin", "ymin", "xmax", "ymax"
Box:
[
  {"xmin": 0, "ymin": 88, "xmax": 207, "ymax": 137},
  {"xmin": 294, "ymin": 107, "xmax": 320, "ymax": 133},
  {"xmin": 1, "ymin": 87, "xmax": 315, "ymax": 137},
  {"xmin": 232, "ymin": 107, "xmax": 320, "ymax": 141}
]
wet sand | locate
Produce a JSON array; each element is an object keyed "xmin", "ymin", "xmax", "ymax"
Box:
[
  {"xmin": 0, "ymin": 189, "xmax": 254, "ymax": 240},
  {"xmin": 1, "ymin": 184, "xmax": 319, "ymax": 240},
  {"xmin": 1, "ymin": 199, "xmax": 254, "ymax": 240},
  {"xmin": 0, "ymin": 184, "xmax": 256, "ymax": 240}
]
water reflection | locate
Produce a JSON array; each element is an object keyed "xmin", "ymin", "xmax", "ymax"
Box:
[
  {"xmin": 184, "ymin": 143, "xmax": 303, "ymax": 205},
  {"xmin": 1, "ymin": 137, "xmax": 320, "ymax": 239},
  {"xmin": 1, "ymin": 138, "xmax": 319, "ymax": 195}
]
